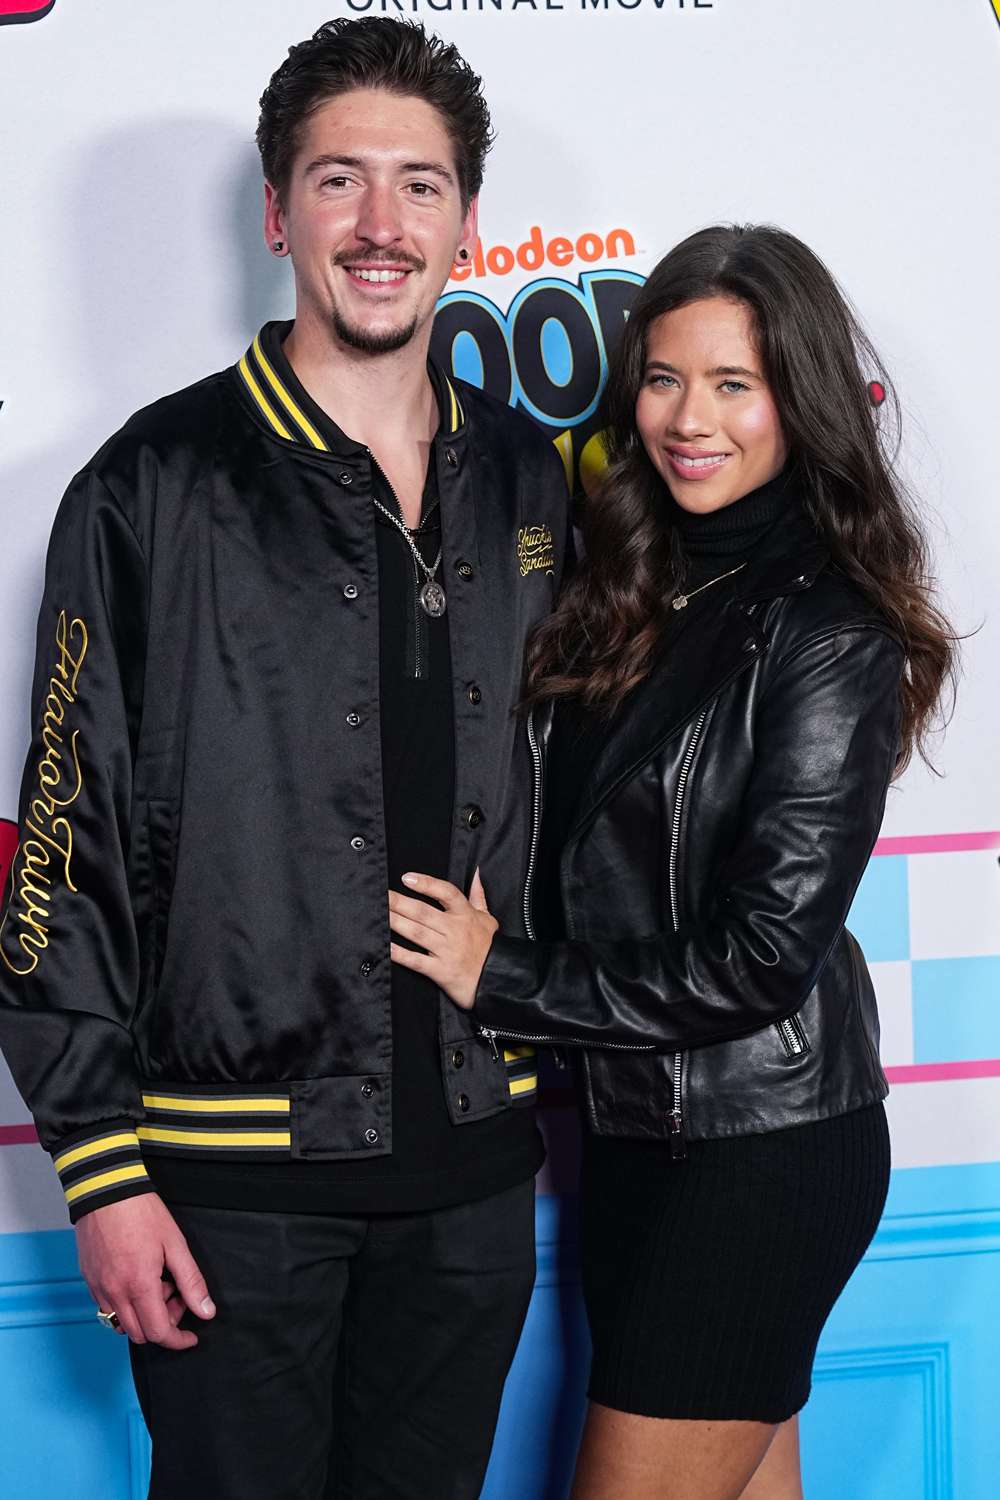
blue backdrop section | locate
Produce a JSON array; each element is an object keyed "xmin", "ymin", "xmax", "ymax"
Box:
[
  {"xmin": 3, "ymin": 1163, "xmax": 999, "ymax": 1500},
  {"xmin": 912, "ymin": 957, "xmax": 1000, "ymax": 1062},
  {"xmin": 847, "ymin": 855, "xmax": 911, "ymax": 963}
]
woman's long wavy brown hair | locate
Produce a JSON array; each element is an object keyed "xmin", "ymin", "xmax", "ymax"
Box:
[{"xmin": 525, "ymin": 225, "xmax": 956, "ymax": 775}]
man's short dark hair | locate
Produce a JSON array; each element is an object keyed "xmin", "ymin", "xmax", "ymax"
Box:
[{"xmin": 257, "ymin": 17, "xmax": 494, "ymax": 211}]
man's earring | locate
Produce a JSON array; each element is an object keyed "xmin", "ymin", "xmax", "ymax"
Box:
[
  {"xmin": 457, "ymin": 247, "xmax": 470, "ymax": 262},
  {"xmin": 272, "ymin": 240, "xmax": 285, "ymax": 254}
]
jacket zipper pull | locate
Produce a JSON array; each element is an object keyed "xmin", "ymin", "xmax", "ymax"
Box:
[
  {"xmin": 668, "ymin": 1108, "xmax": 687, "ymax": 1162},
  {"xmin": 480, "ymin": 1029, "xmax": 500, "ymax": 1062},
  {"xmin": 551, "ymin": 1047, "xmax": 567, "ymax": 1070}
]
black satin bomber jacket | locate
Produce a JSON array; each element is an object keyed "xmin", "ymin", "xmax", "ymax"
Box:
[
  {"xmin": 0, "ymin": 340, "xmax": 571, "ymax": 1221},
  {"xmin": 474, "ymin": 510, "xmax": 904, "ymax": 1153}
]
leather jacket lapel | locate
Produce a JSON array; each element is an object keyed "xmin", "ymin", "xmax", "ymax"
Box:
[
  {"xmin": 565, "ymin": 599, "xmax": 763, "ymax": 840},
  {"xmin": 537, "ymin": 511, "xmax": 830, "ymax": 842}
]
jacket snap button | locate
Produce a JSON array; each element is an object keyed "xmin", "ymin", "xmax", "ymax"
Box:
[
  {"xmin": 346, "ymin": 711, "xmax": 361, "ymax": 727},
  {"xmin": 350, "ymin": 835, "xmax": 367, "ymax": 852},
  {"xmin": 364, "ymin": 1127, "xmax": 380, "ymax": 1145},
  {"xmin": 743, "ymin": 637, "xmax": 757, "ymax": 652},
  {"xmin": 338, "ymin": 471, "xmax": 354, "ymax": 486},
  {"xmin": 361, "ymin": 1081, "xmax": 375, "ymax": 1098},
  {"xmin": 445, "ymin": 447, "xmax": 459, "ymax": 468},
  {"xmin": 359, "ymin": 958, "xmax": 375, "ymax": 977},
  {"xmin": 455, "ymin": 560, "xmax": 474, "ymax": 580},
  {"xmin": 467, "ymin": 684, "xmax": 482, "ymax": 705},
  {"xmin": 343, "ymin": 583, "xmax": 359, "ymax": 600},
  {"xmin": 452, "ymin": 1049, "xmax": 465, "ymax": 1070},
  {"xmin": 461, "ymin": 804, "xmax": 484, "ymax": 829},
  {"xmin": 458, "ymin": 1093, "xmax": 470, "ymax": 1113}
]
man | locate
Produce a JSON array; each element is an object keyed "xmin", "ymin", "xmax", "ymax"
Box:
[{"xmin": 0, "ymin": 18, "xmax": 570, "ymax": 1497}]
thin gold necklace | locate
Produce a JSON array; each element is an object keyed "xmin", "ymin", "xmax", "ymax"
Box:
[{"xmin": 671, "ymin": 561, "xmax": 747, "ymax": 612}]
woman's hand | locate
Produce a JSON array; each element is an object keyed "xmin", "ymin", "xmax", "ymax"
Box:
[{"xmin": 388, "ymin": 869, "xmax": 498, "ymax": 1010}]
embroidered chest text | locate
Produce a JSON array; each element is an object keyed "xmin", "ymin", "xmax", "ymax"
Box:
[{"xmin": 517, "ymin": 524, "xmax": 555, "ymax": 578}]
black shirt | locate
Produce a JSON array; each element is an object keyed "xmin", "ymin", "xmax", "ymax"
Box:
[{"xmin": 146, "ymin": 323, "xmax": 543, "ymax": 1214}]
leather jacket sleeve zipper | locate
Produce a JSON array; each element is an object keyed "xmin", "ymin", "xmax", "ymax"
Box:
[
  {"xmin": 777, "ymin": 1012, "xmax": 809, "ymax": 1057},
  {"xmin": 478, "ymin": 1026, "xmax": 655, "ymax": 1060}
]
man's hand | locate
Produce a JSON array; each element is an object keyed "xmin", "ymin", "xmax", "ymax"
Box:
[
  {"xmin": 388, "ymin": 869, "xmax": 498, "ymax": 1010},
  {"xmin": 76, "ymin": 1193, "xmax": 216, "ymax": 1350}
]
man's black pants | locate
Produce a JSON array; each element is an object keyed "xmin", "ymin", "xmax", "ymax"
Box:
[{"xmin": 129, "ymin": 1180, "xmax": 536, "ymax": 1500}]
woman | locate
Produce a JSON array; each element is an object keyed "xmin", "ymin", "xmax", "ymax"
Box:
[{"xmin": 387, "ymin": 225, "xmax": 955, "ymax": 1499}]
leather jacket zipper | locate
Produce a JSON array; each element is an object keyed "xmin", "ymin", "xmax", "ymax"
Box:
[
  {"xmin": 665, "ymin": 708, "xmax": 709, "ymax": 1161},
  {"xmin": 669, "ymin": 1051, "xmax": 685, "ymax": 1160},
  {"xmin": 477, "ymin": 709, "xmax": 655, "ymax": 1059},
  {"xmin": 776, "ymin": 1012, "xmax": 809, "ymax": 1057},
  {"xmin": 478, "ymin": 1026, "xmax": 654, "ymax": 1061},
  {"xmin": 668, "ymin": 708, "xmax": 709, "ymax": 931}
]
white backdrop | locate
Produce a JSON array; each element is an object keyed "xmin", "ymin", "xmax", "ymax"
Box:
[{"xmin": 2, "ymin": 0, "xmax": 999, "ymax": 1232}]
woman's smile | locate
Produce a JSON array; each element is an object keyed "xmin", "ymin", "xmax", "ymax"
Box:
[{"xmin": 662, "ymin": 445, "xmax": 732, "ymax": 480}]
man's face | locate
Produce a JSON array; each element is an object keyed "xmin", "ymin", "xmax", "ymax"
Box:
[{"xmin": 265, "ymin": 88, "xmax": 478, "ymax": 356}]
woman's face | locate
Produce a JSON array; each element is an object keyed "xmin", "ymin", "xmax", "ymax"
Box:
[{"xmin": 635, "ymin": 296, "xmax": 788, "ymax": 514}]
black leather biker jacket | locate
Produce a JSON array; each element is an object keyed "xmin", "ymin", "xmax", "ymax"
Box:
[{"xmin": 474, "ymin": 509, "xmax": 904, "ymax": 1153}]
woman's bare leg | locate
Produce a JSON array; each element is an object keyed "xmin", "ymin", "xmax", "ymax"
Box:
[
  {"xmin": 569, "ymin": 1403, "xmax": 778, "ymax": 1500},
  {"xmin": 738, "ymin": 1418, "xmax": 803, "ymax": 1500}
]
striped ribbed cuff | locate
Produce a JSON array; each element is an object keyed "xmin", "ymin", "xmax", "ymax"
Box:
[
  {"xmin": 51, "ymin": 1126, "xmax": 154, "ymax": 1223},
  {"xmin": 503, "ymin": 1045, "xmax": 538, "ymax": 1102}
]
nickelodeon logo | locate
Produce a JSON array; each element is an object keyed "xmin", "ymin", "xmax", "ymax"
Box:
[{"xmin": 450, "ymin": 225, "xmax": 637, "ymax": 281}]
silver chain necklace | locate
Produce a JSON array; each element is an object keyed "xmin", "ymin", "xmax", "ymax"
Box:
[
  {"xmin": 672, "ymin": 561, "xmax": 747, "ymax": 611},
  {"xmin": 371, "ymin": 496, "xmax": 447, "ymax": 617}
]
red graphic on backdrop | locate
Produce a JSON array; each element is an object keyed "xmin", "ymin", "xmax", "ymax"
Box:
[
  {"xmin": 0, "ymin": 0, "xmax": 55, "ymax": 23},
  {"xmin": 0, "ymin": 820, "xmax": 16, "ymax": 891}
]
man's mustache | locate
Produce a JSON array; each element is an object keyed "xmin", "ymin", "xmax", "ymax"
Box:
[{"xmin": 333, "ymin": 246, "xmax": 426, "ymax": 273}]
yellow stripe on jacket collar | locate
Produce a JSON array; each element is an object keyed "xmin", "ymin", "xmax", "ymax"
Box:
[{"xmin": 237, "ymin": 330, "xmax": 465, "ymax": 447}]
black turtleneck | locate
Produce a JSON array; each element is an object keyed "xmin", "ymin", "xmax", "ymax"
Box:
[
  {"xmin": 533, "ymin": 467, "xmax": 798, "ymax": 941},
  {"xmin": 670, "ymin": 463, "xmax": 799, "ymax": 579}
]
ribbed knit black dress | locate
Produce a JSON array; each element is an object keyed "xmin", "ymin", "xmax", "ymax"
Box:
[{"xmin": 536, "ymin": 472, "xmax": 891, "ymax": 1423}]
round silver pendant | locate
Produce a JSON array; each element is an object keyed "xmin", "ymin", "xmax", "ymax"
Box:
[{"xmin": 420, "ymin": 580, "xmax": 447, "ymax": 617}]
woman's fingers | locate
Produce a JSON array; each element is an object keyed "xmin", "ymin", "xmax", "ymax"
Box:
[
  {"xmin": 388, "ymin": 889, "xmax": 451, "ymax": 935},
  {"xmin": 468, "ymin": 868, "xmax": 490, "ymax": 912},
  {"xmin": 388, "ymin": 908, "xmax": 440, "ymax": 949},
  {"xmin": 389, "ymin": 876, "xmax": 493, "ymax": 1012},
  {"xmin": 391, "ymin": 941, "xmax": 434, "ymax": 974},
  {"xmin": 401, "ymin": 872, "xmax": 463, "ymax": 908}
]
